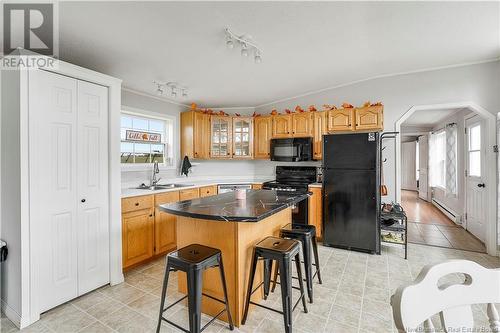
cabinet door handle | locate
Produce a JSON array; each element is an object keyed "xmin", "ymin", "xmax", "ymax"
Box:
[
  {"xmin": 81, "ymin": 199, "xmax": 86, "ymax": 203},
  {"xmin": 149, "ymin": 214, "xmax": 153, "ymax": 217},
  {"xmin": 135, "ymin": 202, "xmax": 139, "ymax": 206}
]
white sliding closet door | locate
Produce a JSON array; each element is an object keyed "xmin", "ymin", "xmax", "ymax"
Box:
[
  {"xmin": 29, "ymin": 70, "xmax": 79, "ymax": 312},
  {"xmin": 77, "ymin": 81, "xmax": 109, "ymax": 295}
]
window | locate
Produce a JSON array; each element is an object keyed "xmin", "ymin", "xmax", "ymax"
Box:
[
  {"xmin": 468, "ymin": 124, "xmax": 481, "ymax": 177},
  {"xmin": 121, "ymin": 112, "xmax": 173, "ymax": 166},
  {"xmin": 429, "ymin": 130, "xmax": 446, "ymax": 188}
]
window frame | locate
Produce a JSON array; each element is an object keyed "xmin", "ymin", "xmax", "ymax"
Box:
[{"xmin": 120, "ymin": 107, "xmax": 176, "ymax": 171}]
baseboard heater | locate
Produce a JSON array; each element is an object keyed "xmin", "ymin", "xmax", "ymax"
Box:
[{"xmin": 432, "ymin": 198, "xmax": 461, "ymax": 224}]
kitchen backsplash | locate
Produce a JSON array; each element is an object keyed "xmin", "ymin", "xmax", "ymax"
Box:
[{"xmin": 121, "ymin": 159, "xmax": 321, "ymax": 186}]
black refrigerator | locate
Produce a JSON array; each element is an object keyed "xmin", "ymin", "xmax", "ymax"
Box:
[{"xmin": 322, "ymin": 132, "xmax": 380, "ymax": 254}]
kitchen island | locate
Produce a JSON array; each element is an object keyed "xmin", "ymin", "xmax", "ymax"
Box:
[{"xmin": 159, "ymin": 189, "xmax": 309, "ymax": 327}]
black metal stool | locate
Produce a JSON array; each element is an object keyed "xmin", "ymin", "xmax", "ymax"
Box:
[
  {"xmin": 156, "ymin": 244, "xmax": 234, "ymax": 333},
  {"xmin": 242, "ymin": 237, "xmax": 308, "ymax": 333},
  {"xmin": 272, "ymin": 223, "xmax": 322, "ymax": 303}
]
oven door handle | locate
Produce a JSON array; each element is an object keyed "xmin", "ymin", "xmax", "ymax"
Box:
[{"xmin": 295, "ymin": 144, "xmax": 302, "ymax": 162}]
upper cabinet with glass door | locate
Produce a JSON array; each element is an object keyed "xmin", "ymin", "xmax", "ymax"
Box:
[
  {"xmin": 232, "ymin": 117, "xmax": 253, "ymax": 158},
  {"xmin": 211, "ymin": 116, "xmax": 232, "ymax": 158}
]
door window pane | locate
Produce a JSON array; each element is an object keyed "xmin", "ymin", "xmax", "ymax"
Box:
[
  {"xmin": 469, "ymin": 151, "xmax": 481, "ymax": 177},
  {"xmin": 469, "ymin": 124, "xmax": 481, "ymax": 151}
]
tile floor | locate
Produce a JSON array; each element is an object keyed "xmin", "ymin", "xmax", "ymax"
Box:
[
  {"xmin": 2, "ymin": 243, "xmax": 499, "ymax": 333},
  {"xmin": 408, "ymin": 222, "xmax": 486, "ymax": 252}
]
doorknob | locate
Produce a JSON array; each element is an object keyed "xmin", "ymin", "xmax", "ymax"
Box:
[
  {"xmin": 477, "ymin": 183, "xmax": 485, "ymax": 188},
  {"xmin": 81, "ymin": 199, "xmax": 86, "ymax": 203}
]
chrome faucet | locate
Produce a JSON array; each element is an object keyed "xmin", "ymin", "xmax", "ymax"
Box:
[{"xmin": 150, "ymin": 161, "xmax": 161, "ymax": 186}]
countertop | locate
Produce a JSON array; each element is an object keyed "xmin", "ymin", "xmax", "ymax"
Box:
[
  {"xmin": 159, "ymin": 189, "xmax": 310, "ymax": 222},
  {"xmin": 121, "ymin": 176, "xmax": 274, "ymax": 198}
]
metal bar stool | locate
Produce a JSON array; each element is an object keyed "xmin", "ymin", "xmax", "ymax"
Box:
[
  {"xmin": 242, "ymin": 236, "xmax": 308, "ymax": 333},
  {"xmin": 156, "ymin": 244, "xmax": 234, "ymax": 333},
  {"xmin": 271, "ymin": 223, "xmax": 322, "ymax": 303}
]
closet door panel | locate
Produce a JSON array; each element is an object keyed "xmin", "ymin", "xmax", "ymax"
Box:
[
  {"xmin": 77, "ymin": 81, "xmax": 110, "ymax": 295},
  {"xmin": 29, "ymin": 70, "xmax": 79, "ymax": 312}
]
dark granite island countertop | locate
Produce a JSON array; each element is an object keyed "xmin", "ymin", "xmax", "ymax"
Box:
[{"xmin": 159, "ymin": 189, "xmax": 309, "ymax": 222}]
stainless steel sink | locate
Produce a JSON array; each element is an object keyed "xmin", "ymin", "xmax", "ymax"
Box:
[{"xmin": 133, "ymin": 183, "xmax": 194, "ymax": 190}]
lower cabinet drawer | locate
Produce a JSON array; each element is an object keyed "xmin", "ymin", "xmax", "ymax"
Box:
[
  {"xmin": 179, "ymin": 188, "xmax": 200, "ymax": 201},
  {"xmin": 122, "ymin": 195, "xmax": 154, "ymax": 213},
  {"xmin": 199, "ymin": 185, "xmax": 217, "ymax": 197}
]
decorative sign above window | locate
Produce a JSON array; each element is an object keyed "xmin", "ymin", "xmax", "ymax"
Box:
[{"xmin": 125, "ymin": 130, "xmax": 162, "ymax": 143}]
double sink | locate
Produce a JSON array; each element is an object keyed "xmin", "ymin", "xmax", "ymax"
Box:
[{"xmin": 134, "ymin": 183, "xmax": 194, "ymax": 191}]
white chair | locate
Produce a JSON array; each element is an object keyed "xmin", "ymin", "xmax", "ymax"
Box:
[{"xmin": 391, "ymin": 260, "xmax": 500, "ymax": 332}]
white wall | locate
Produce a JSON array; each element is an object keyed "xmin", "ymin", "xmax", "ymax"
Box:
[
  {"xmin": 401, "ymin": 141, "xmax": 417, "ymax": 191},
  {"xmin": 256, "ymin": 61, "xmax": 500, "ymax": 203},
  {"xmin": 1, "ymin": 70, "xmax": 22, "ymax": 319}
]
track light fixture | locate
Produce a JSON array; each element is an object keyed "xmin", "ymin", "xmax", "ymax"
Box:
[
  {"xmin": 153, "ymin": 81, "xmax": 188, "ymax": 99},
  {"xmin": 224, "ymin": 27, "xmax": 263, "ymax": 64}
]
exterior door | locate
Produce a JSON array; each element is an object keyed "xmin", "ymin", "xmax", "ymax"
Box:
[
  {"xmin": 465, "ymin": 116, "xmax": 486, "ymax": 242},
  {"xmin": 76, "ymin": 81, "xmax": 109, "ymax": 295},
  {"xmin": 418, "ymin": 135, "xmax": 430, "ymax": 201},
  {"xmin": 29, "ymin": 70, "xmax": 79, "ymax": 312}
]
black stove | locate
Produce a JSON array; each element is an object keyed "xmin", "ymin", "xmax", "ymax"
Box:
[{"xmin": 262, "ymin": 166, "xmax": 318, "ymax": 224}]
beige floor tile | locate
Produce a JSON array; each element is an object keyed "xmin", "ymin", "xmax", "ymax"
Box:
[
  {"xmin": 362, "ymin": 298, "xmax": 393, "ymax": 322},
  {"xmin": 100, "ymin": 283, "xmax": 146, "ymax": 304},
  {"xmin": 364, "ymin": 286, "xmax": 390, "ymax": 303},
  {"xmin": 293, "ymin": 312, "xmax": 327, "ymax": 333},
  {"xmin": 19, "ymin": 321, "xmax": 52, "ymax": 333},
  {"xmin": 127, "ymin": 294, "xmax": 161, "ymax": 320},
  {"xmin": 359, "ymin": 311, "xmax": 393, "ymax": 333},
  {"xmin": 84, "ymin": 297, "xmax": 124, "ymax": 320},
  {"xmin": 328, "ymin": 305, "xmax": 360, "ymax": 328},
  {"xmin": 333, "ymin": 292, "xmax": 362, "ymax": 311},
  {"xmin": 71, "ymin": 291, "xmax": 109, "ymax": 311},
  {"xmin": 323, "ymin": 319, "xmax": 358, "ymax": 333},
  {"xmin": 125, "ymin": 273, "xmax": 163, "ymax": 293},
  {"xmin": 1, "ymin": 318, "xmax": 20, "ymax": 333},
  {"xmin": 77, "ymin": 321, "xmax": 114, "ymax": 333},
  {"xmin": 102, "ymin": 306, "xmax": 156, "ymax": 333},
  {"xmin": 39, "ymin": 304, "xmax": 96, "ymax": 332}
]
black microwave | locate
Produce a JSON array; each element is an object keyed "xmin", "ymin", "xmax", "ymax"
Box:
[{"xmin": 270, "ymin": 137, "xmax": 313, "ymax": 162}]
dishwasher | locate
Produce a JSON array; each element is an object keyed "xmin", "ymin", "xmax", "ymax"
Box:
[{"xmin": 217, "ymin": 184, "xmax": 252, "ymax": 193}]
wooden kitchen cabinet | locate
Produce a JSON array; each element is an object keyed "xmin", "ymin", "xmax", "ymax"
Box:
[
  {"xmin": 272, "ymin": 114, "xmax": 292, "ymax": 138},
  {"xmin": 308, "ymin": 186, "xmax": 323, "ymax": 239},
  {"xmin": 232, "ymin": 117, "xmax": 253, "ymax": 158},
  {"xmin": 154, "ymin": 191, "xmax": 179, "ymax": 255},
  {"xmin": 179, "ymin": 188, "xmax": 200, "ymax": 201},
  {"xmin": 254, "ymin": 116, "xmax": 272, "ymax": 159},
  {"xmin": 292, "ymin": 112, "xmax": 313, "ymax": 137},
  {"xmin": 122, "ymin": 208, "xmax": 155, "ymax": 269},
  {"xmin": 181, "ymin": 110, "xmax": 210, "ymax": 159},
  {"xmin": 211, "ymin": 116, "xmax": 232, "ymax": 158},
  {"xmin": 355, "ymin": 106, "xmax": 383, "ymax": 131},
  {"xmin": 313, "ymin": 111, "xmax": 327, "ymax": 160},
  {"xmin": 199, "ymin": 185, "xmax": 217, "ymax": 197},
  {"xmin": 328, "ymin": 108, "xmax": 355, "ymax": 132}
]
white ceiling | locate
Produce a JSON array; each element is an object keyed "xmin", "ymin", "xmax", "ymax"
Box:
[
  {"xmin": 403, "ymin": 108, "xmax": 464, "ymax": 127},
  {"xmin": 59, "ymin": 2, "xmax": 500, "ymax": 107}
]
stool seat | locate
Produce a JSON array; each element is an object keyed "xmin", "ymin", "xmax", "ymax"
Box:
[
  {"xmin": 169, "ymin": 244, "xmax": 220, "ymax": 269},
  {"xmin": 256, "ymin": 236, "xmax": 299, "ymax": 253},
  {"xmin": 280, "ymin": 223, "xmax": 316, "ymax": 236}
]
